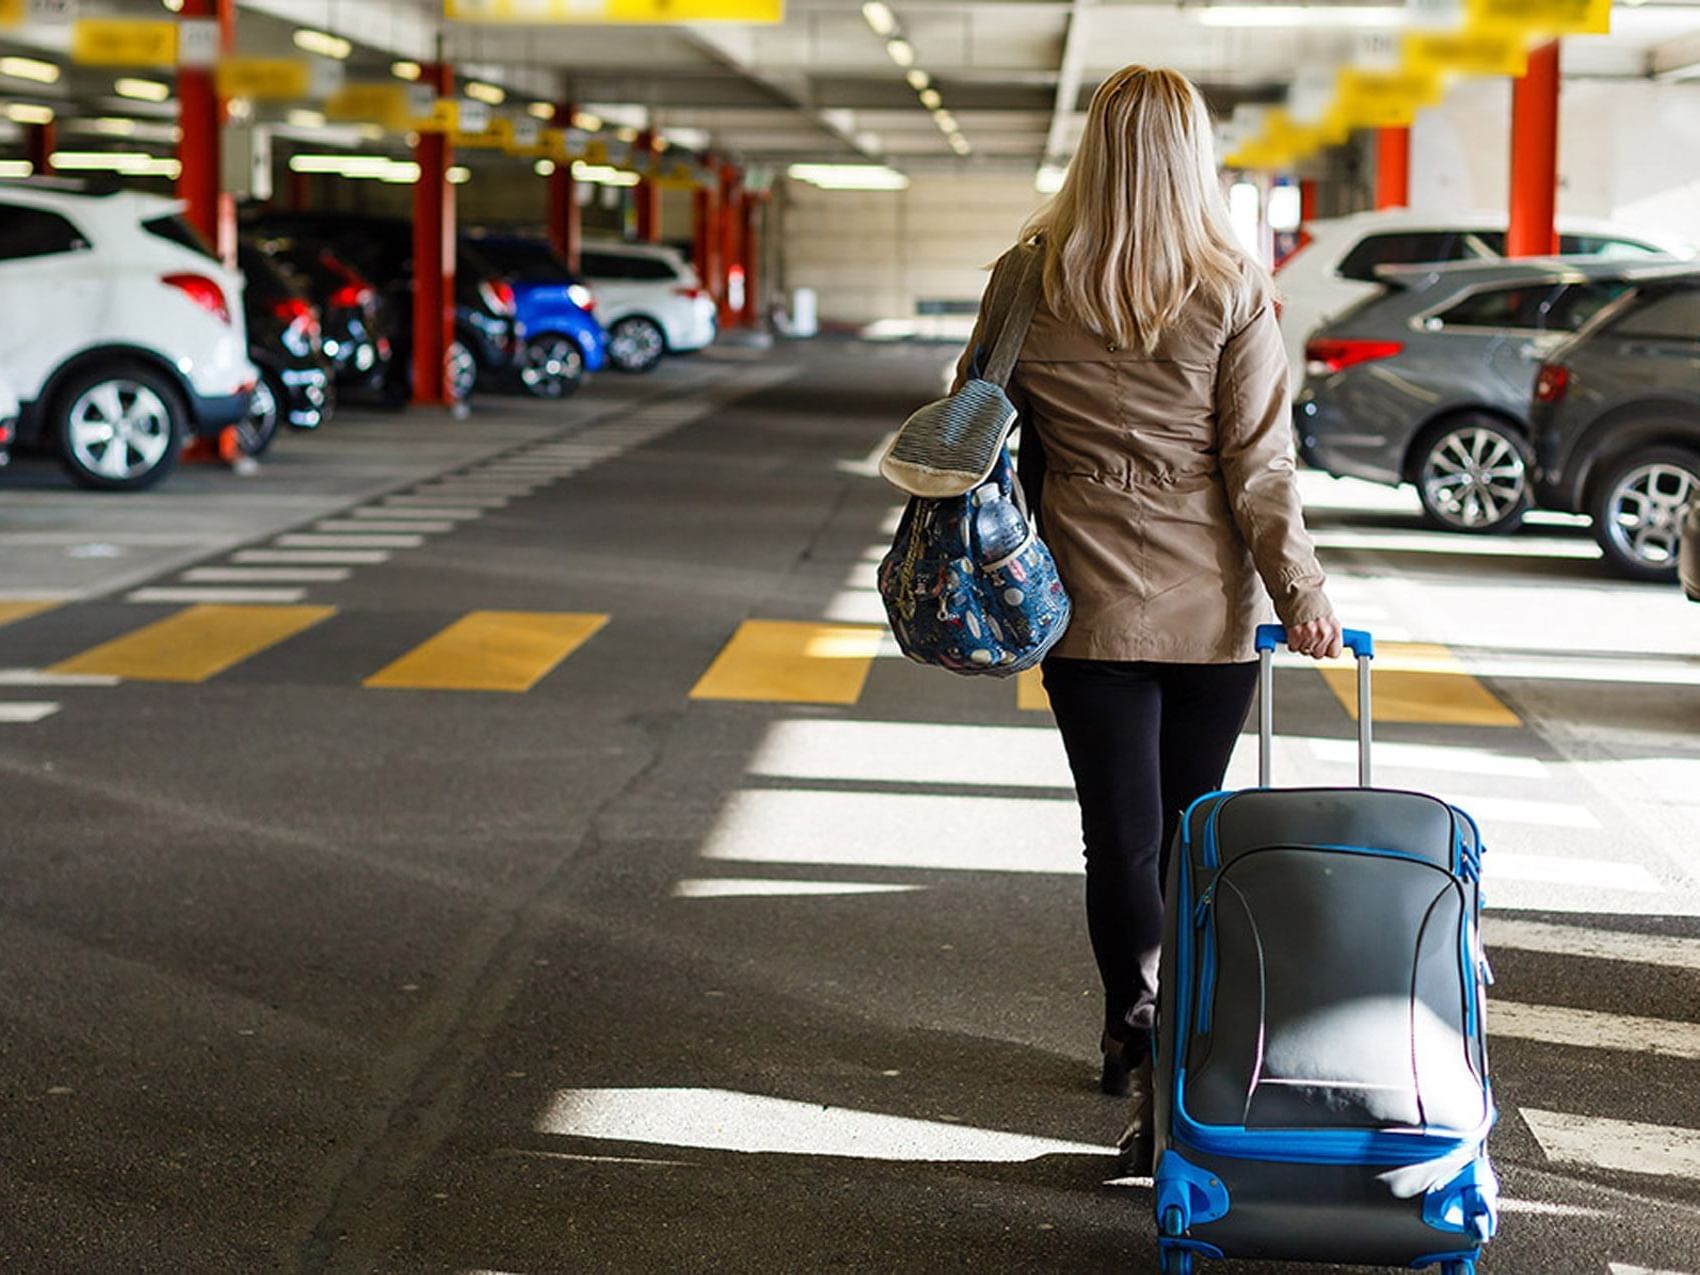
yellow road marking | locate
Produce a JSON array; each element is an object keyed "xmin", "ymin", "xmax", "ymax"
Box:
[
  {"xmin": 690, "ymin": 620, "xmax": 883, "ymax": 705},
  {"xmin": 1320, "ymin": 641, "xmax": 1520, "ymax": 728},
  {"xmin": 0, "ymin": 600, "xmax": 58, "ymax": 629},
  {"xmin": 364, "ymin": 610, "xmax": 608, "ymax": 692},
  {"xmin": 49, "ymin": 604, "xmax": 335, "ymax": 683},
  {"xmin": 1017, "ymin": 667, "xmax": 1051, "ymax": 712}
]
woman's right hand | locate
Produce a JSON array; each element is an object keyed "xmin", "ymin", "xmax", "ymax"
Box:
[{"xmin": 1287, "ymin": 614, "xmax": 1344, "ymax": 661}]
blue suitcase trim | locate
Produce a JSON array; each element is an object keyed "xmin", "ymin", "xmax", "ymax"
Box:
[
  {"xmin": 1153, "ymin": 1150, "xmax": 1232, "ymax": 1233},
  {"xmin": 1421, "ymin": 1156, "xmax": 1500, "ymax": 1241}
]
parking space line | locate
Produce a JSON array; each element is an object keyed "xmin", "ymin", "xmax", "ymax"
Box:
[
  {"xmin": 0, "ymin": 600, "xmax": 58, "ymax": 630},
  {"xmin": 690, "ymin": 620, "xmax": 884, "ymax": 705},
  {"xmin": 350, "ymin": 507, "xmax": 484, "ymax": 521},
  {"xmin": 126, "ymin": 587, "xmax": 310, "ymax": 605},
  {"xmin": 182, "ymin": 567, "xmax": 353, "ymax": 584},
  {"xmin": 314, "ymin": 520, "xmax": 456, "ymax": 534},
  {"xmin": 49, "ymin": 604, "xmax": 335, "ymax": 683},
  {"xmin": 233, "ymin": 549, "xmax": 391, "ymax": 565},
  {"xmin": 363, "ymin": 610, "xmax": 608, "ymax": 693},
  {"xmin": 274, "ymin": 534, "xmax": 425, "ymax": 550},
  {"xmin": 1522, "ymin": 1109, "xmax": 1700, "ymax": 1180},
  {"xmin": 383, "ymin": 495, "xmax": 508, "ymax": 508},
  {"xmin": 1492, "ymin": 1000, "xmax": 1700, "ymax": 1061},
  {"xmin": 0, "ymin": 702, "xmax": 60, "ymax": 724},
  {"xmin": 1486, "ymin": 918, "xmax": 1700, "ymax": 972},
  {"xmin": 1318, "ymin": 640, "xmax": 1520, "ymax": 727}
]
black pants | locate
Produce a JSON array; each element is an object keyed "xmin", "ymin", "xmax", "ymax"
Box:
[{"xmin": 1041, "ymin": 656, "xmax": 1259, "ymax": 1063}]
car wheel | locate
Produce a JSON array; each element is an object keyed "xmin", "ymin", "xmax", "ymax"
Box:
[
  {"xmin": 519, "ymin": 335, "xmax": 585, "ymax": 399},
  {"xmin": 607, "ymin": 316, "xmax": 666, "ymax": 374},
  {"xmin": 237, "ymin": 370, "xmax": 284, "ymax": 458},
  {"xmin": 1588, "ymin": 444, "xmax": 1699, "ymax": 582},
  {"xmin": 447, "ymin": 339, "xmax": 478, "ymax": 404},
  {"xmin": 56, "ymin": 362, "xmax": 183, "ymax": 491},
  {"xmin": 1414, "ymin": 417, "xmax": 1531, "ymax": 534}
]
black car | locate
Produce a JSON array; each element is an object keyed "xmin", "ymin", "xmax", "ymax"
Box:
[
  {"xmin": 239, "ymin": 209, "xmax": 520, "ymax": 406},
  {"xmin": 1530, "ymin": 269, "xmax": 1700, "ymax": 581},
  {"xmin": 237, "ymin": 238, "xmax": 332, "ymax": 455},
  {"xmin": 252, "ymin": 234, "xmax": 395, "ymax": 396}
]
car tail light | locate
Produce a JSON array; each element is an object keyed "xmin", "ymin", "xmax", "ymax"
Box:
[
  {"xmin": 1304, "ymin": 337, "xmax": 1404, "ymax": 375},
  {"xmin": 480, "ymin": 280, "xmax": 517, "ymax": 315},
  {"xmin": 162, "ymin": 273, "xmax": 230, "ymax": 325},
  {"xmin": 274, "ymin": 295, "xmax": 321, "ymax": 336},
  {"xmin": 673, "ymin": 285, "xmax": 706, "ymax": 300},
  {"xmin": 567, "ymin": 282, "xmax": 595, "ymax": 312},
  {"xmin": 1533, "ymin": 362, "xmax": 1570, "ymax": 404},
  {"xmin": 329, "ymin": 281, "xmax": 374, "ymax": 310}
]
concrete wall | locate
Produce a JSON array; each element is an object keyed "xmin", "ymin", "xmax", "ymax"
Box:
[
  {"xmin": 1410, "ymin": 78, "xmax": 1700, "ymax": 241},
  {"xmin": 774, "ymin": 172, "xmax": 1046, "ymax": 328}
]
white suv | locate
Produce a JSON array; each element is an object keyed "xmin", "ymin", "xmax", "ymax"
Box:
[
  {"xmin": 0, "ymin": 181, "xmax": 255, "ymax": 489},
  {"xmin": 578, "ymin": 240, "xmax": 717, "ymax": 373},
  {"xmin": 1275, "ymin": 208, "xmax": 1693, "ymax": 391}
]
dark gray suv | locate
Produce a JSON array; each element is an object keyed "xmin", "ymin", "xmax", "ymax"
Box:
[
  {"xmin": 1293, "ymin": 259, "xmax": 1683, "ymax": 534},
  {"xmin": 1529, "ymin": 275, "xmax": 1700, "ymax": 581}
]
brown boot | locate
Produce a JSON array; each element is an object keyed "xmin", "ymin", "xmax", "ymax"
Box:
[{"xmin": 1115, "ymin": 1057, "xmax": 1154, "ymax": 1175}]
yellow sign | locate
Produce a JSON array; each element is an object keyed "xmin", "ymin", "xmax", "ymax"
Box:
[
  {"xmin": 583, "ymin": 139, "xmax": 610, "ymax": 166},
  {"xmin": 0, "ymin": 0, "xmax": 24, "ymax": 31},
  {"xmin": 1467, "ymin": 0, "xmax": 1610, "ymax": 36},
  {"xmin": 419, "ymin": 97, "xmax": 459, "ymax": 133},
  {"xmin": 326, "ymin": 82, "xmax": 417, "ymax": 131},
  {"xmin": 445, "ymin": 0, "xmax": 784, "ymax": 23},
  {"xmin": 216, "ymin": 57, "xmax": 313, "ymax": 101},
  {"xmin": 455, "ymin": 116, "xmax": 516, "ymax": 149},
  {"xmin": 1404, "ymin": 30, "xmax": 1529, "ymax": 78},
  {"xmin": 70, "ymin": 18, "xmax": 178, "ymax": 68},
  {"xmin": 1333, "ymin": 67, "xmax": 1443, "ymax": 129}
]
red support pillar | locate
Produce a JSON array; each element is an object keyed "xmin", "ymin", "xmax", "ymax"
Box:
[
  {"xmin": 548, "ymin": 103, "xmax": 581, "ymax": 272},
  {"xmin": 1508, "ymin": 40, "xmax": 1561, "ymax": 258},
  {"xmin": 738, "ymin": 192, "xmax": 759, "ymax": 328},
  {"xmin": 1375, "ymin": 127, "xmax": 1410, "ymax": 210},
  {"xmin": 691, "ymin": 179, "xmax": 718, "ymax": 302},
  {"xmin": 413, "ymin": 63, "xmax": 457, "ymax": 408},
  {"xmin": 1299, "ymin": 178, "xmax": 1318, "ymax": 224},
  {"xmin": 634, "ymin": 129, "xmax": 661, "ymax": 243},
  {"xmin": 718, "ymin": 164, "xmax": 742, "ymax": 327},
  {"xmin": 176, "ymin": 0, "xmax": 235, "ymax": 261},
  {"xmin": 23, "ymin": 121, "xmax": 53, "ymax": 176}
]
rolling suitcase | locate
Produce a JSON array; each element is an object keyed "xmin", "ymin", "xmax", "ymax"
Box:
[{"xmin": 1151, "ymin": 624, "xmax": 1500, "ymax": 1275}]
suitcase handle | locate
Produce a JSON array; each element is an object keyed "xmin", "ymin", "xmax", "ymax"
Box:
[{"xmin": 1255, "ymin": 624, "xmax": 1374, "ymax": 789}]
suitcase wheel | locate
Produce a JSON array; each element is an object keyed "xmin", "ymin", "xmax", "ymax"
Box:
[
  {"xmin": 1160, "ymin": 1205, "xmax": 1185, "ymax": 1238},
  {"xmin": 1159, "ymin": 1248, "xmax": 1194, "ymax": 1275}
]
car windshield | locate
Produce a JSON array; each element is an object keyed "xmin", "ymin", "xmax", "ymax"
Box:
[{"xmin": 473, "ymin": 237, "xmax": 576, "ymax": 283}]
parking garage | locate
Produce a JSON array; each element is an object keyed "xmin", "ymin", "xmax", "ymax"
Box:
[{"xmin": 2, "ymin": 2, "xmax": 1700, "ymax": 1272}]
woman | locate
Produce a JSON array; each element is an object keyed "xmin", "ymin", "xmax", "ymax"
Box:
[{"xmin": 951, "ymin": 67, "xmax": 1342, "ymax": 1170}]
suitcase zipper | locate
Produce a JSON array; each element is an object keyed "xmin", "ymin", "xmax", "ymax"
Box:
[{"xmin": 1194, "ymin": 884, "xmax": 1218, "ymax": 1035}]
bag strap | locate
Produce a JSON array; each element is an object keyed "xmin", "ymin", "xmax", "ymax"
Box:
[{"xmin": 980, "ymin": 243, "xmax": 1044, "ymax": 388}]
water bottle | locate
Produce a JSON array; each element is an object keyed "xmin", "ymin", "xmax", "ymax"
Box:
[{"xmin": 973, "ymin": 483, "xmax": 1028, "ymax": 564}]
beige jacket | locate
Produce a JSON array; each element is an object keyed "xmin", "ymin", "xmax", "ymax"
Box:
[{"xmin": 953, "ymin": 246, "xmax": 1330, "ymax": 663}]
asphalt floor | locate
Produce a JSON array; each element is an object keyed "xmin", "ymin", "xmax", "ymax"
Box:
[{"xmin": 1, "ymin": 342, "xmax": 1698, "ymax": 1274}]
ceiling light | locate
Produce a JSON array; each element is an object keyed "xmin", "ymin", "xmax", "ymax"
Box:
[
  {"xmin": 357, "ymin": 124, "xmax": 385, "ymax": 140},
  {"xmin": 0, "ymin": 56, "xmax": 60, "ymax": 85},
  {"xmin": 392, "ymin": 60, "xmax": 422, "ymax": 81},
  {"xmin": 932, "ymin": 109, "xmax": 956, "ymax": 131},
  {"xmin": 862, "ymin": 2, "xmax": 898, "ymax": 37},
  {"xmin": 287, "ymin": 108, "xmax": 327, "ymax": 129},
  {"xmin": 91, "ymin": 117, "xmax": 137, "ymax": 136},
  {"xmin": 226, "ymin": 97, "xmax": 253, "ymax": 121},
  {"xmin": 574, "ymin": 111, "xmax": 603, "ymax": 131},
  {"xmin": 787, "ymin": 162, "xmax": 909, "ymax": 191},
  {"xmin": 615, "ymin": 125, "xmax": 638, "ymax": 142},
  {"xmin": 571, "ymin": 161, "xmax": 640, "ymax": 187},
  {"xmin": 949, "ymin": 134, "xmax": 972, "ymax": 156},
  {"xmin": 288, "ymin": 154, "xmax": 420, "ymax": 183},
  {"xmin": 293, "ymin": 29, "xmax": 352, "ymax": 60},
  {"xmin": 162, "ymin": 0, "xmax": 184, "ymax": 10},
  {"xmin": 528, "ymin": 101, "xmax": 555, "ymax": 120},
  {"xmin": 1035, "ymin": 163, "xmax": 1066, "ymax": 194},
  {"xmin": 919, "ymin": 88, "xmax": 941, "ymax": 109},
  {"xmin": 7, "ymin": 104, "xmax": 54, "ymax": 125},
  {"xmin": 115, "ymin": 77, "xmax": 170, "ymax": 102},
  {"xmin": 886, "ymin": 38, "xmax": 916, "ymax": 68},
  {"xmin": 447, "ymin": 166, "xmax": 471, "ymax": 184},
  {"xmin": 51, "ymin": 151, "xmax": 181, "ymax": 178},
  {"xmin": 0, "ymin": 159, "xmax": 32, "ymax": 178},
  {"xmin": 535, "ymin": 158, "xmax": 556, "ymax": 176},
  {"xmin": 466, "ymin": 80, "xmax": 505, "ymax": 106},
  {"xmin": 905, "ymin": 69, "xmax": 930, "ymax": 92},
  {"xmin": 1195, "ymin": 4, "xmax": 1403, "ymax": 27},
  {"xmin": 655, "ymin": 137, "xmax": 671, "ymax": 152}
]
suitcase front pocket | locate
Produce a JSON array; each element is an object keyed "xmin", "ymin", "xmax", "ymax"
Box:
[{"xmin": 1184, "ymin": 845, "xmax": 1488, "ymax": 1141}]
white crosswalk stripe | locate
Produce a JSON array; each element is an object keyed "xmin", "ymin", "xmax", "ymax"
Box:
[
  {"xmin": 1486, "ymin": 918, "xmax": 1700, "ymax": 972},
  {"xmin": 1491, "ymin": 1000, "xmax": 1700, "ymax": 1061},
  {"xmin": 1522, "ymin": 1109, "xmax": 1700, "ymax": 1180},
  {"xmin": 0, "ymin": 702, "xmax": 59, "ymax": 723}
]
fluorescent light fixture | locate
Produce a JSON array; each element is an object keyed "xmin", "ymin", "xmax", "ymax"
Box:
[
  {"xmin": 1195, "ymin": 4, "xmax": 1404, "ymax": 27},
  {"xmin": 905, "ymin": 68, "xmax": 930, "ymax": 91},
  {"xmin": 7, "ymin": 103, "xmax": 54, "ymax": 125},
  {"xmin": 392, "ymin": 60, "xmax": 422, "ymax": 81},
  {"xmin": 615, "ymin": 125, "xmax": 638, "ymax": 143},
  {"xmin": 534, "ymin": 158, "xmax": 556, "ymax": 176},
  {"xmin": 1, "ymin": 55, "xmax": 60, "ymax": 85},
  {"xmin": 528, "ymin": 101, "xmax": 555, "ymax": 120},
  {"xmin": 919, "ymin": 87, "xmax": 942, "ymax": 109},
  {"xmin": 932, "ymin": 109, "xmax": 956, "ymax": 131},
  {"xmin": 0, "ymin": 159, "xmax": 33, "ymax": 177},
  {"xmin": 465, "ymin": 80, "xmax": 505, "ymax": 106},
  {"xmin": 787, "ymin": 162, "xmax": 910, "ymax": 191},
  {"xmin": 115, "ymin": 77, "xmax": 170, "ymax": 102},
  {"xmin": 447, "ymin": 165, "xmax": 471, "ymax": 184},
  {"xmin": 886, "ymin": 38, "xmax": 916, "ymax": 68},
  {"xmin": 1228, "ymin": 180, "xmax": 1262, "ymax": 255},
  {"xmin": 862, "ymin": 1, "xmax": 898, "ymax": 36},
  {"xmin": 288, "ymin": 153, "xmax": 421, "ymax": 183},
  {"xmin": 293, "ymin": 28, "xmax": 352, "ymax": 60},
  {"xmin": 90, "ymin": 117, "xmax": 137, "ymax": 136},
  {"xmin": 287, "ymin": 108, "xmax": 327, "ymax": 129},
  {"xmin": 574, "ymin": 110, "xmax": 603, "ymax": 131},
  {"xmin": 1267, "ymin": 183, "xmax": 1302, "ymax": 232},
  {"xmin": 949, "ymin": 134, "xmax": 972, "ymax": 156},
  {"xmin": 571, "ymin": 161, "xmax": 641, "ymax": 187},
  {"xmin": 357, "ymin": 123, "xmax": 385, "ymax": 141},
  {"xmin": 663, "ymin": 126, "xmax": 709, "ymax": 150},
  {"xmin": 162, "ymin": 0, "xmax": 184, "ymax": 10},
  {"xmin": 51, "ymin": 150, "xmax": 181, "ymax": 178},
  {"xmin": 1035, "ymin": 163, "xmax": 1067, "ymax": 194}
]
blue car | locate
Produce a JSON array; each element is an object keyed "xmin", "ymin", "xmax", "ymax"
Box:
[{"xmin": 464, "ymin": 233, "xmax": 606, "ymax": 399}]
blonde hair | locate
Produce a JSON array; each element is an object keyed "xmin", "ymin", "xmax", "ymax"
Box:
[{"xmin": 1021, "ymin": 65, "xmax": 1269, "ymax": 352}]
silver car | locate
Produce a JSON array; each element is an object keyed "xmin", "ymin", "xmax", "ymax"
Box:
[{"xmin": 1292, "ymin": 258, "xmax": 1683, "ymax": 533}]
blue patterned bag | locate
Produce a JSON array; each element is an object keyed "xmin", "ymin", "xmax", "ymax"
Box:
[{"xmin": 877, "ymin": 447, "xmax": 1071, "ymax": 676}]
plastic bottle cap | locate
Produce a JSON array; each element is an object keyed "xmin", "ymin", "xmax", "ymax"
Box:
[{"xmin": 973, "ymin": 484, "xmax": 999, "ymax": 506}]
